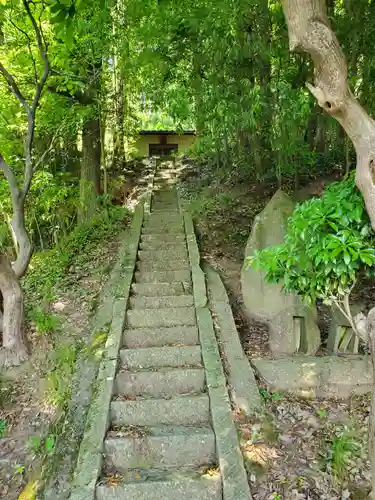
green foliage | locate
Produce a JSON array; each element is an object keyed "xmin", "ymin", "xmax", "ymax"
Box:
[
  {"xmin": 189, "ymin": 188, "xmax": 236, "ymax": 219},
  {"xmin": 259, "ymin": 388, "xmax": 282, "ymax": 402},
  {"xmin": 324, "ymin": 426, "xmax": 361, "ymax": 481},
  {"xmin": 29, "ymin": 308, "xmax": 61, "ymax": 336},
  {"xmin": 27, "ymin": 434, "xmax": 55, "ymax": 457},
  {"xmin": 44, "ymin": 342, "xmax": 78, "ymax": 409},
  {"xmin": 24, "ymin": 205, "xmax": 130, "ymax": 301},
  {"xmin": 248, "ymin": 174, "xmax": 375, "ymax": 305},
  {"xmin": 0, "ymin": 418, "xmax": 8, "ymax": 437},
  {"xmin": 0, "ymin": 374, "xmax": 14, "ymax": 409}
]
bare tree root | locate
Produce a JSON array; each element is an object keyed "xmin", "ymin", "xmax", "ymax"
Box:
[{"xmin": 0, "ymin": 345, "xmax": 28, "ymax": 369}]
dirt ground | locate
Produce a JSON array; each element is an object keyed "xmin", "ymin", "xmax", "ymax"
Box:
[
  {"xmin": 178, "ymin": 158, "xmax": 373, "ymax": 499},
  {"xmin": 0, "ymin": 237, "xmax": 122, "ymax": 499}
]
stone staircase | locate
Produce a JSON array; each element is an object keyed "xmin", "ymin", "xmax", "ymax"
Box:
[
  {"xmin": 96, "ymin": 164, "xmax": 222, "ymax": 499},
  {"xmin": 71, "ymin": 160, "xmax": 251, "ymax": 500}
]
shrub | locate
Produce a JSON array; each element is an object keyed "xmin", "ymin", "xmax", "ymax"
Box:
[{"xmin": 247, "ymin": 172, "xmax": 375, "ymax": 312}]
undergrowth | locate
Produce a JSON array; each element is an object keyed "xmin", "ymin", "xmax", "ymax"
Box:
[{"xmin": 24, "ymin": 205, "xmax": 131, "ymax": 304}]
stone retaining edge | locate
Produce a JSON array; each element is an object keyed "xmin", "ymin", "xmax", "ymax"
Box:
[
  {"xmin": 183, "ymin": 211, "xmax": 207, "ymax": 308},
  {"xmin": 203, "ymin": 263, "xmax": 263, "ymax": 416},
  {"xmin": 253, "ymin": 355, "xmax": 373, "ymax": 399},
  {"xmin": 69, "ymin": 203, "xmax": 144, "ymax": 500},
  {"xmin": 196, "ymin": 307, "xmax": 252, "ymax": 500},
  {"xmin": 182, "ymin": 207, "xmax": 251, "ymax": 499}
]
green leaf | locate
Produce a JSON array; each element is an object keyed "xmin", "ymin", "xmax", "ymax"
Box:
[{"xmin": 343, "ymin": 252, "xmax": 351, "ymax": 265}]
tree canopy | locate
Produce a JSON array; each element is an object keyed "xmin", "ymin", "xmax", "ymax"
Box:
[{"xmin": 1, "ymin": 0, "xmax": 375, "ymax": 364}]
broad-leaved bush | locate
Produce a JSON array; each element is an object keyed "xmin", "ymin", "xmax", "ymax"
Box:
[{"xmin": 248, "ymin": 173, "xmax": 375, "ymax": 304}]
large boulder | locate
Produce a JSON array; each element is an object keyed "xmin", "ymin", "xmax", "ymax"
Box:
[{"xmin": 241, "ymin": 189, "xmax": 320, "ymax": 356}]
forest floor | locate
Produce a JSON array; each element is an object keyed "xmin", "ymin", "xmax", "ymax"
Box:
[
  {"xmin": 178, "ymin": 158, "xmax": 372, "ymax": 500},
  {"xmin": 0, "ymin": 227, "xmax": 127, "ymax": 499}
]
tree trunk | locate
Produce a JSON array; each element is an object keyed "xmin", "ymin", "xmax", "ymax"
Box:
[
  {"xmin": 79, "ymin": 117, "xmax": 101, "ymax": 223},
  {"xmin": 280, "ymin": 0, "xmax": 375, "ymax": 230},
  {"xmin": 0, "ymin": 252, "xmax": 27, "ymax": 367},
  {"xmin": 280, "ymin": 1, "xmax": 375, "ymax": 496},
  {"xmin": 257, "ymin": 0, "xmax": 272, "ymax": 169},
  {"xmin": 111, "ymin": 70, "xmax": 125, "ymax": 172}
]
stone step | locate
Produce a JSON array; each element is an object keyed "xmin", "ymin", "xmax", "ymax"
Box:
[
  {"xmin": 152, "ymin": 196, "xmax": 177, "ymax": 201},
  {"xmin": 152, "ymin": 204, "xmax": 178, "ymax": 210},
  {"xmin": 143, "ymin": 222, "xmax": 183, "ymax": 230},
  {"xmin": 152, "ymin": 187, "xmax": 177, "ymax": 193},
  {"xmin": 152, "ymin": 194, "xmax": 178, "ymax": 201},
  {"xmin": 130, "ymin": 295, "xmax": 194, "ymax": 309},
  {"xmin": 131, "ymin": 283, "xmax": 192, "ymax": 297},
  {"xmin": 115, "ymin": 367, "xmax": 205, "ymax": 397},
  {"xmin": 96, "ymin": 475, "xmax": 222, "ymax": 500},
  {"xmin": 139, "ymin": 241, "xmax": 187, "ymax": 251},
  {"xmin": 126, "ymin": 307, "xmax": 196, "ymax": 328},
  {"xmin": 110, "ymin": 394, "xmax": 210, "ymax": 426},
  {"xmin": 142, "ymin": 225, "xmax": 184, "ymax": 235},
  {"xmin": 119, "ymin": 345, "xmax": 202, "ymax": 370},
  {"xmin": 123, "ymin": 326, "xmax": 199, "ymax": 348},
  {"xmin": 152, "ymin": 194, "xmax": 178, "ymax": 199},
  {"xmin": 151, "ymin": 209, "xmax": 180, "ymax": 214},
  {"xmin": 152, "ymin": 197, "xmax": 178, "ymax": 203},
  {"xmin": 139, "ymin": 240, "xmax": 186, "ymax": 251},
  {"xmin": 141, "ymin": 233, "xmax": 185, "ymax": 243},
  {"xmin": 144, "ymin": 215, "xmax": 183, "ymax": 224},
  {"xmin": 138, "ymin": 249, "xmax": 188, "ymax": 262},
  {"xmin": 135, "ymin": 270, "xmax": 191, "ymax": 283},
  {"xmin": 104, "ymin": 426, "xmax": 216, "ymax": 471},
  {"xmin": 136, "ymin": 260, "xmax": 189, "ymax": 272}
]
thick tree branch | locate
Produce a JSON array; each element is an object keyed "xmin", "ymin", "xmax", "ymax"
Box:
[
  {"xmin": 0, "ymin": 154, "xmax": 31, "ymax": 278},
  {"xmin": 20, "ymin": 0, "xmax": 50, "ymax": 201},
  {"xmin": 0, "ymin": 153, "xmax": 20, "ymax": 203},
  {"xmin": 0, "ymin": 61, "xmax": 30, "ymax": 112},
  {"xmin": 6, "ymin": 16, "xmax": 38, "ymax": 83},
  {"xmin": 281, "ymin": 0, "xmax": 375, "ymax": 229}
]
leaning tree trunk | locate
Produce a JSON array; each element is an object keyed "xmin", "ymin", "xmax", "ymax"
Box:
[
  {"xmin": 0, "ymin": 252, "xmax": 27, "ymax": 367},
  {"xmin": 280, "ymin": 0, "xmax": 375, "ymax": 495},
  {"xmin": 281, "ymin": 0, "xmax": 375, "ymax": 229}
]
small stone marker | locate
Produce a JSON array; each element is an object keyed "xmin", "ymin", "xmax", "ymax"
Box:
[
  {"xmin": 241, "ymin": 189, "xmax": 321, "ymax": 356},
  {"xmin": 327, "ymin": 304, "xmax": 362, "ymax": 354}
]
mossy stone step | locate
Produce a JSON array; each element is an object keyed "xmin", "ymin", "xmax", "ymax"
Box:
[
  {"xmin": 142, "ymin": 222, "xmax": 184, "ymax": 232},
  {"xmin": 136, "ymin": 260, "xmax": 189, "ymax": 272},
  {"xmin": 134, "ymin": 270, "xmax": 191, "ymax": 284},
  {"xmin": 151, "ymin": 208, "xmax": 180, "ymax": 214},
  {"xmin": 115, "ymin": 367, "xmax": 205, "ymax": 397},
  {"xmin": 144, "ymin": 214, "xmax": 183, "ymax": 223},
  {"xmin": 110, "ymin": 394, "xmax": 210, "ymax": 427},
  {"xmin": 126, "ymin": 307, "xmax": 196, "ymax": 328},
  {"xmin": 96, "ymin": 477, "xmax": 222, "ymax": 500},
  {"xmin": 141, "ymin": 233, "xmax": 185, "ymax": 243},
  {"xmin": 138, "ymin": 249, "xmax": 188, "ymax": 262},
  {"xmin": 119, "ymin": 345, "xmax": 202, "ymax": 370},
  {"xmin": 139, "ymin": 241, "xmax": 187, "ymax": 252},
  {"xmin": 104, "ymin": 427, "xmax": 216, "ymax": 471},
  {"xmin": 141, "ymin": 225, "xmax": 184, "ymax": 235},
  {"xmin": 122, "ymin": 326, "xmax": 199, "ymax": 349},
  {"xmin": 130, "ymin": 295, "xmax": 194, "ymax": 309},
  {"xmin": 152, "ymin": 197, "xmax": 178, "ymax": 203},
  {"xmin": 131, "ymin": 283, "xmax": 192, "ymax": 297}
]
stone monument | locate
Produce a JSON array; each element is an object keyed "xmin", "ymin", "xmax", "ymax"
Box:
[{"xmin": 241, "ymin": 189, "xmax": 321, "ymax": 356}]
